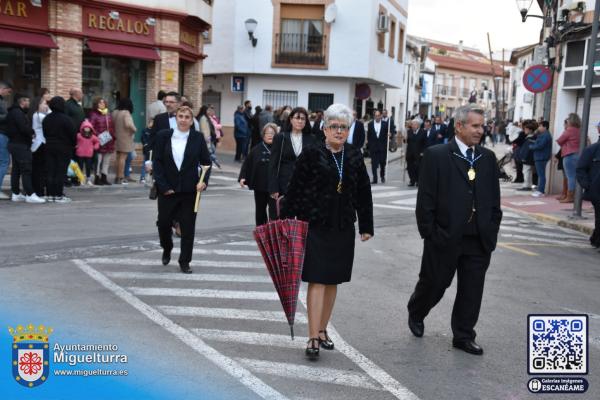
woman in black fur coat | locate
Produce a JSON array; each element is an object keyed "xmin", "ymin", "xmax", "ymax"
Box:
[{"xmin": 281, "ymin": 103, "xmax": 374, "ymax": 360}]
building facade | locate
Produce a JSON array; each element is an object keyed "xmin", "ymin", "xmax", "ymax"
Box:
[
  {"xmin": 0, "ymin": 0, "xmax": 211, "ymax": 138},
  {"xmin": 412, "ymin": 37, "xmax": 510, "ymax": 121},
  {"xmin": 203, "ymin": 0, "xmax": 408, "ymax": 148}
]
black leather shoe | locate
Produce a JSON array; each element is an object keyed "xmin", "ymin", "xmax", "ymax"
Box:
[
  {"xmin": 371, "ymin": 179, "xmax": 378, "ymax": 184},
  {"xmin": 305, "ymin": 338, "xmax": 319, "ymax": 360},
  {"xmin": 179, "ymin": 262, "xmax": 192, "ymax": 274},
  {"xmin": 408, "ymin": 182, "xmax": 415, "ymax": 187},
  {"xmin": 161, "ymin": 249, "xmax": 171, "ymax": 266},
  {"xmin": 408, "ymin": 316, "xmax": 424, "ymax": 337},
  {"xmin": 318, "ymin": 330, "xmax": 334, "ymax": 350},
  {"xmin": 453, "ymin": 339, "xmax": 483, "ymax": 355},
  {"xmin": 381, "ymin": 177, "xmax": 386, "ymax": 183}
]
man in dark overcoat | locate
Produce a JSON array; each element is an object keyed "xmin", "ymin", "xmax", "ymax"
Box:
[
  {"xmin": 405, "ymin": 118, "xmax": 427, "ymax": 187},
  {"xmin": 366, "ymin": 110, "xmax": 389, "ymax": 184},
  {"xmin": 407, "ymin": 104, "xmax": 502, "ymax": 355}
]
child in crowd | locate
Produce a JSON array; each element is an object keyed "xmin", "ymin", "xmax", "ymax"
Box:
[{"xmin": 76, "ymin": 120, "xmax": 100, "ymax": 186}]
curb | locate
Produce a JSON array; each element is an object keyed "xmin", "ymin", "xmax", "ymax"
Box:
[{"xmin": 503, "ymin": 205, "xmax": 594, "ymax": 236}]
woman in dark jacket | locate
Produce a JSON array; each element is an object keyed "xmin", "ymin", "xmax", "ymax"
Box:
[
  {"xmin": 42, "ymin": 96, "xmax": 76, "ymax": 203},
  {"xmin": 268, "ymin": 106, "xmax": 315, "ymax": 199},
  {"xmin": 239, "ymin": 123, "xmax": 277, "ymax": 225},
  {"xmin": 281, "ymin": 104, "xmax": 373, "ymax": 360}
]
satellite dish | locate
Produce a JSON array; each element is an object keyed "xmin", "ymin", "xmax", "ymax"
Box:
[{"xmin": 324, "ymin": 4, "xmax": 337, "ymax": 23}]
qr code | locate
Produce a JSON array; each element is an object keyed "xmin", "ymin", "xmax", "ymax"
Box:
[{"xmin": 528, "ymin": 315, "xmax": 588, "ymax": 374}]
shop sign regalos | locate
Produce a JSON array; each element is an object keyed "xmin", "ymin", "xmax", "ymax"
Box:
[{"xmin": 83, "ymin": 6, "xmax": 155, "ymax": 45}]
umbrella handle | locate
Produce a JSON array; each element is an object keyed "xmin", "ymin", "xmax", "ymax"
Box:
[
  {"xmin": 276, "ymin": 196, "xmax": 283, "ymax": 218},
  {"xmin": 290, "ymin": 325, "xmax": 294, "ymax": 340}
]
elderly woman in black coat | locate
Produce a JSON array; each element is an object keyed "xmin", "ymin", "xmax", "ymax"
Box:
[
  {"xmin": 239, "ymin": 123, "xmax": 278, "ymax": 225},
  {"xmin": 281, "ymin": 103, "xmax": 374, "ymax": 360}
]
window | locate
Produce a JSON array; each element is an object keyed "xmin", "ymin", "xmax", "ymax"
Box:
[
  {"xmin": 397, "ymin": 26, "xmax": 405, "ymax": 62},
  {"xmin": 388, "ymin": 19, "xmax": 396, "ymax": 58},
  {"xmin": 276, "ymin": 4, "xmax": 326, "ymax": 66},
  {"xmin": 447, "ymin": 75, "xmax": 454, "ymax": 97},
  {"xmin": 566, "ymin": 40, "xmax": 585, "ymax": 67},
  {"xmin": 308, "ymin": 93, "xmax": 334, "ymax": 112},
  {"xmin": 263, "ymin": 90, "xmax": 298, "ymax": 109},
  {"xmin": 377, "ymin": 7, "xmax": 387, "ymax": 53}
]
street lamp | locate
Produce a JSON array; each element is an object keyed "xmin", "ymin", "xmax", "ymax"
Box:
[
  {"xmin": 245, "ymin": 18, "xmax": 258, "ymax": 47},
  {"xmin": 516, "ymin": 0, "xmax": 544, "ymax": 22}
]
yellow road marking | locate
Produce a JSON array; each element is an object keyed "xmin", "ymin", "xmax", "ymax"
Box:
[{"xmin": 498, "ymin": 243, "xmax": 539, "ymax": 256}]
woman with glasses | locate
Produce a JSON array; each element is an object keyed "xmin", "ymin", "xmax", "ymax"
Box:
[
  {"xmin": 268, "ymin": 107, "xmax": 316, "ymax": 200},
  {"xmin": 281, "ymin": 103, "xmax": 374, "ymax": 360}
]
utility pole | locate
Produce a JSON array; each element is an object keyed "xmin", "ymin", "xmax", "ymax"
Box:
[
  {"xmin": 573, "ymin": 0, "xmax": 600, "ymax": 218},
  {"xmin": 487, "ymin": 33, "xmax": 500, "ymax": 122}
]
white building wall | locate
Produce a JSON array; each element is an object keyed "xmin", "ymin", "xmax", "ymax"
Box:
[
  {"xmin": 112, "ymin": 0, "xmax": 212, "ymax": 24},
  {"xmin": 204, "ymin": 0, "xmax": 406, "ymax": 87}
]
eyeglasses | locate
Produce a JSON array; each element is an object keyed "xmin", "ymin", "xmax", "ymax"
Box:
[
  {"xmin": 327, "ymin": 124, "xmax": 349, "ymax": 132},
  {"xmin": 292, "ymin": 116, "xmax": 306, "ymax": 121}
]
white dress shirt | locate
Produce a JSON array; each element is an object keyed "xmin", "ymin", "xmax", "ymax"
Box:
[
  {"xmin": 348, "ymin": 121, "xmax": 356, "ymax": 144},
  {"xmin": 374, "ymin": 121, "xmax": 382, "ymax": 138},
  {"xmin": 290, "ymin": 133, "xmax": 302, "ymax": 157},
  {"xmin": 169, "ymin": 115, "xmax": 177, "ymax": 130},
  {"xmin": 171, "ymin": 128, "xmax": 189, "ymax": 170},
  {"xmin": 454, "ymin": 136, "xmax": 474, "ymax": 158}
]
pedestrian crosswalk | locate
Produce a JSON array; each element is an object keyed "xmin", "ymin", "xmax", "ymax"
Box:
[
  {"xmin": 75, "ymin": 235, "xmax": 419, "ymax": 400},
  {"xmin": 370, "ymin": 185, "xmax": 590, "ymax": 250}
]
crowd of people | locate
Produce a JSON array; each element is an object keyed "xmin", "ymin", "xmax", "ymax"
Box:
[{"xmin": 0, "ymin": 84, "xmax": 224, "ymax": 204}]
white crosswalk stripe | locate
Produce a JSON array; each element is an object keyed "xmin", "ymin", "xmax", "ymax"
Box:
[
  {"xmin": 158, "ymin": 305, "xmax": 308, "ymax": 323},
  {"xmin": 153, "ymin": 248, "xmax": 262, "ymax": 257},
  {"xmin": 128, "ymin": 287, "xmax": 279, "ymax": 300},
  {"xmin": 235, "ymin": 358, "xmax": 383, "ymax": 391},
  {"xmin": 192, "ymin": 328, "xmax": 308, "ymax": 348},
  {"xmin": 85, "ymin": 258, "xmax": 264, "ymax": 269},
  {"xmin": 106, "ymin": 271, "xmax": 271, "ymax": 283}
]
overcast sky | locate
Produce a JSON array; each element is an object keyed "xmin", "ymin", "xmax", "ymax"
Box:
[{"xmin": 407, "ymin": 0, "xmax": 543, "ymax": 56}]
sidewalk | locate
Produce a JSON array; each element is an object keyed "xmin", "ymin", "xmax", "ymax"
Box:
[{"xmin": 487, "ymin": 143, "xmax": 595, "ymax": 236}]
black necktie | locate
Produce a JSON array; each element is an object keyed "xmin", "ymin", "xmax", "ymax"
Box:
[{"xmin": 466, "ymin": 148, "xmax": 473, "ymax": 162}]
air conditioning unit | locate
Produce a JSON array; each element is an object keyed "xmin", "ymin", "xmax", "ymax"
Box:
[{"xmin": 377, "ymin": 14, "xmax": 389, "ymax": 32}]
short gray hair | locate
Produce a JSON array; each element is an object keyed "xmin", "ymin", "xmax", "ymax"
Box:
[
  {"xmin": 411, "ymin": 118, "xmax": 423, "ymax": 127},
  {"xmin": 324, "ymin": 103, "xmax": 352, "ymax": 126},
  {"xmin": 454, "ymin": 104, "xmax": 485, "ymax": 125}
]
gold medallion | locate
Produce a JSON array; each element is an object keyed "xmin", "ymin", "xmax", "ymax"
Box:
[
  {"xmin": 337, "ymin": 181, "xmax": 343, "ymax": 193},
  {"xmin": 468, "ymin": 168, "xmax": 476, "ymax": 181}
]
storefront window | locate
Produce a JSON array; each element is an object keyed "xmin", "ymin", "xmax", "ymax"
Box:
[{"xmin": 0, "ymin": 47, "xmax": 41, "ymax": 101}]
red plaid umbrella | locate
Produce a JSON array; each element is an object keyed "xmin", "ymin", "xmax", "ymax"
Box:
[{"xmin": 253, "ymin": 217, "xmax": 308, "ymax": 339}]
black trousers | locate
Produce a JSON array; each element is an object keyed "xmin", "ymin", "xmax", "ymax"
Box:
[
  {"xmin": 157, "ymin": 192, "xmax": 197, "ymax": 265},
  {"xmin": 371, "ymin": 151, "xmax": 387, "ymax": 181},
  {"xmin": 45, "ymin": 148, "xmax": 70, "ymax": 197},
  {"xmin": 7, "ymin": 142, "xmax": 34, "ymax": 196},
  {"xmin": 234, "ymin": 137, "xmax": 248, "ymax": 161},
  {"xmin": 253, "ymin": 190, "xmax": 276, "ymax": 226},
  {"xmin": 514, "ymin": 159, "xmax": 524, "ymax": 182},
  {"xmin": 32, "ymin": 144, "xmax": 47, "ymax": 197},
  {"xmin": 591, "ymin": 201, "xmax": 600, "ymax": 247},
  {"xmin": 406, "ymin": 157, "xmax": 420, "ymax": 184},
  {"xmin": 77, "ymin": 157, "xmax": 93, "ymax": 178},
  {"xmin": 407, "ymin": 236, "xmax": 491, "ymax": 342}
]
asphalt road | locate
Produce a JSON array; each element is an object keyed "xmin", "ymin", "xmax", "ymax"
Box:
[{"xmin": 1, "ymin": 156, "xmax": 598, "ymax": 400}]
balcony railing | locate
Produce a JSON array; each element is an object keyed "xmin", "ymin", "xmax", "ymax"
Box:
[{"xmin": 274, "ymin": 33, "xmax": 327, "ymax": 66}]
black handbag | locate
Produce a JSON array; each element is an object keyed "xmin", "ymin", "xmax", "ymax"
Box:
[{"xmin": 149, "ymin": 182, "xmax": 158, "ymax": 200}]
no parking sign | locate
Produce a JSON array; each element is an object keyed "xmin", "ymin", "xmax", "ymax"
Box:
[{"xmin": 523, "ymin": 65, "xmax": 553, "ymax": 93}]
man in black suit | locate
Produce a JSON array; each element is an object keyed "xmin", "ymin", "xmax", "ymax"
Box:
[
  {"xmin": 382, "ymin": 109, "xmax": 397, "ymax": 137},
  {"xmin": 148, "ymin": 91, "xmax": 180, "ymax": 153},
  {"xmin": 153, "ymin": 106, "xmax": 212, "ymax": 274},
  {"xmin": 347, "ymin": 110, "xmax": 365, "ymax": 150},
  {"xmin": 366, "ymin": 110, "xmax": 389, "ymax": 184},
  {"xmin": 406, "ymin": 104, "xmax": 502, "ymax": 355},
  {"xmin": 405, "ymin": 118, "xmax": 427, "ymax": 187},
  {"xmin": 432, "ymin": 115, "xmax": 448, "ymax": 144}
]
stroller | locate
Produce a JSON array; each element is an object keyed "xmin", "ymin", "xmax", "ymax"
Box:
[{"xmin": 497, "ymin": 147, "xmax": 513, "ymax": 182}]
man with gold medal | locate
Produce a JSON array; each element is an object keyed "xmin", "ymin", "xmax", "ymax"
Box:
[{"xmin": 406, "ymin": 104, "xmax": 502, "ymax": 356}]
